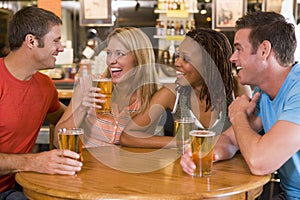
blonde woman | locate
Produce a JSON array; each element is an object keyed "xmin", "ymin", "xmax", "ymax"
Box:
[{"xmin": 54, "ymin": 27, "xmax": 159, "ymax": 147}]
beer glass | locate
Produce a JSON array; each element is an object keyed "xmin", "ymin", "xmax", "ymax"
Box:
[
  {"xmin": 92, "ymin": 78, "xmax": 113, "ymax": 114},
  {"xmin": 189, "ymin": 130, "xmax": 215, "ymax": 177},
  {"xmin": 173, "ymin": 117, "xmax": 195, "ymax": 155},
  {"xmin": 58, "ymin": 128, "xmax": 84, "ymax": 161}
]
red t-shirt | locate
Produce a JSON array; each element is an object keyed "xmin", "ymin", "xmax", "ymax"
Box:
[{"xmin": 0, "ymin": 58, "xmax": 61, "ymax": 192}]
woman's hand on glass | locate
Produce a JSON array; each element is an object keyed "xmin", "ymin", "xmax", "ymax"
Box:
[
  {"xmin": 180, "ymin": 147, "xmax": 196, "ymax": 176},
  {"xmin": 82, "ymin": 86, "xmax": 106, "ymax": 109}
]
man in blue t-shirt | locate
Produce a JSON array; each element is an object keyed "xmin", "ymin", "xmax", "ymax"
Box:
[{"xmin": 180, "ymin": 11, "xmax": 300, "ymax": 199}]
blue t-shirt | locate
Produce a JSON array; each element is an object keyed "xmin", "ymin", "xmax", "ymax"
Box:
[{"xmin": 257, "ymin": 63, "xmax": 300, "ymax": 199}]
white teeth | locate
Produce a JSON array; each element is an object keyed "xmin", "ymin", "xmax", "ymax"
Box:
[
  {"xmin": 236, "ymin": 66, "xmax": 243, "ymax": 70},
  {"xmin": 176, "ymin": 71, "xmax": 184, "ymax": 75},
  {"xmin": 111, "ymin": 68, "xmax": 122, "ymax": 72}
]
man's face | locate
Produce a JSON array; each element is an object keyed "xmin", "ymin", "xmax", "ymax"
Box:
[
  {"xmin": 230, "ymin": 28, "xmax": 266, "ymax": 86},
  {"xmin": 33, "ymin": 25, "xmax": 64, "ymax": 69}
]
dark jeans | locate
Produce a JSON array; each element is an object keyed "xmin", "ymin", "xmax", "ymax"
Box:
[{"xmin": 0, "ymin": 189, "xmax": 28, "ymax": 200}]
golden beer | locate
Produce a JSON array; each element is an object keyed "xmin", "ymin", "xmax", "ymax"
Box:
[
  {"xmin": 58, "ymin": 128, "xmax": 84, "ymax": 161},
  {"xmin": 93, "ymin": 78, "xmax": 113, "ymax": 114},
  {"xmin": 189, "ymin": 130, "xmax": 215, "ymax": 177},
  {"xmin": 173, "ymin": 118, "xmax": 195, "ymax": 155}
]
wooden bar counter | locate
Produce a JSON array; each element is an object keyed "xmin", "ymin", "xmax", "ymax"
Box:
[{"xmin": 16, "ymin": 146, "xmax": 270, "ymax": 200}]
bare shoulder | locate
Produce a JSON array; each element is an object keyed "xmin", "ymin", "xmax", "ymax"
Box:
[
  {"xmin": 162, "ymin": 83, "xmax": 177, "ymax": 91},
  {"xmin": 151, "ymin": 83, "xmax": 177, "ymax": 109}
]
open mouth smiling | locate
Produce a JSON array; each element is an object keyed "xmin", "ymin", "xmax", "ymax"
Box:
[
  {"xmin": 176, "ymin": 71, "xmax": 185, "ymax": 76},
  {"xmin": 236, "ymin": 66, "xmax": 243, "ymax": 73},
  {"xmin": 110, "ymin": 67, "xmax": 123, "ymax": 75}
]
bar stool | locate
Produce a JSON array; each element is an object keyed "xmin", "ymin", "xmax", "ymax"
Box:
[{"xmin": 268, "ymin": 171, "xmax": 281, "ymax": 200}]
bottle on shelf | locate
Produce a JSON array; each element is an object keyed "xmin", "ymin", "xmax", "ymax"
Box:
[
  {"xmin": 156, "ymin": 19, "xmax": 161, "ymax": 36},
  {"xmin": 154, "ymin": 0, "xmax": 198, "ymax": 66},
  {"xmin": 190, "ymin": 19, "xmax": 195, "ymax": 30},
  {"xmin": 166, "ymin": 20, "xmax": 171, "ymax": 35},
  {"xmin": 185, "ymin": 20, "xmax": 190, "ymax": 33},
  {"xmin": 160, "ymin": 20, "xmax": 166, "ymax": 36},
  {"xmin": 168, "ymin": 40, "xmax": 176, "ymax": 64},
  {"xmin": 162, "ymin": 20, "xmax": 192, "ymax": 36},
  {"xmin": 157, "ymin": 0, "xmax": 191, "ymax": 11},
  {"xmin": 175, "ymin": 20, "xmax": 180, "ymax": 35},
  {"xmin": 180, "ymin": 0, "xmax": 186, "ymax": 10},
  {"xmin": 179, "ymin": 21, "xmax": 185, "ymax": 35},
  {"xmin": 170, "ymin": 21, "xmax": 175, "ymax": 36},
  {"xmin": 161, "ymin": 50, "xmax": 170, "ymax": 64}
]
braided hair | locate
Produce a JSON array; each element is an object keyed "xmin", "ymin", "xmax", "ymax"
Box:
[{"xmin": 181, "ymin": 28, "xmax": 234, "ymax": 112}]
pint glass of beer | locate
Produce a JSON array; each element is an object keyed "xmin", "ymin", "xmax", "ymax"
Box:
[
  {"xmin": 189, "ymin": 130, "xmax": 215, "ymax": 177},
  {"xmin": 173, "ymin": 117, "xmax": 195, "ymax": 155},
  {"xmin": 58, "ymin": 128, "xmax": 84, "ymax": 161},
  {"xmin": 92, "ymin": 78, "xmax": 113, "ymax": 114}
]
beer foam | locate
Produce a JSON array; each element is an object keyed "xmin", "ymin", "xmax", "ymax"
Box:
[{"xmin": 189, "ymin": 130, "xmax": 215, "ymax": 137}]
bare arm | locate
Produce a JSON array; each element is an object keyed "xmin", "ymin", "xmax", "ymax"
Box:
[
  {"xmin": 229, "ymin": 93, "xmax": 300, "ymax": 175},
  {"xmin": 0, "ymin": 90, "xmax": 85, "ymax": 176},
  {"xmin": 54, "ymin": 83, "xmax": 87, "ymax": 148},
  {"xmin": 213, "ymin": 127, "xmax": 239, "ymax": 161},
  {"xmin": 120, "ymin": 86, "xmax": 177, "ymax": 148},
  {"xmin": 0, "ymin": 150, "xmax": 82, "ymax": 176},
  {"xmin": 54, "ymin": 81, "xmax": 105, "ymax": 148}
]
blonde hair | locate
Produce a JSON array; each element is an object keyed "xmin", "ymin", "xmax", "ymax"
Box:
[{"xmin": 104, "ymin": 27, "xmax": 158, "ymax": 114}]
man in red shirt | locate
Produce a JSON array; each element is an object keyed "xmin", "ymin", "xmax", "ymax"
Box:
[{"xmin": 0, "ymin": 7, "xmax": 82, "ymax": 199}]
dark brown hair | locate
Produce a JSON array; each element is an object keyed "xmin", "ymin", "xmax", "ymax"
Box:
[
  {"xmin": 235, "ymin": 11, "xmax": 296, "ymax": 67},
  {"xmin": 8, "ymin": 6, "xmax": 62, "ymax": 51}
]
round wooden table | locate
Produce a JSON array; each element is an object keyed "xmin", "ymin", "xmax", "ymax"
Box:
[{"xmin": 16, "ymin": 146, "xmax": 270, "ymax": 200}]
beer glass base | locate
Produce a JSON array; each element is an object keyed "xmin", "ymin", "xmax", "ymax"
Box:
[{"xmin": 192, "ymin": 173, "xmax": 212, "ymax": 178}]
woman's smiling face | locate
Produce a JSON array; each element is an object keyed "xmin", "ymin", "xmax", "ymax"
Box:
[
  {"xmin": 106, "ymin": 37, "xmax": 136, "ymax": 84},
  {"xmin": 174, "ymin": 36, "xmax": 203, "ymax": 87}
]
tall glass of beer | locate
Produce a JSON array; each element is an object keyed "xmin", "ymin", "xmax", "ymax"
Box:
[
  {"xmin": 92, "ymin": 78, "xmax": 113, "ymax": 114},
  {"xmin": 58, "ymin": 128, "xmax": 84, "ymax": 161},
  {"xmin": 189, "ymin": 130, "xmax": 215, "ymax": 177},
  {"xmin": 173, "ymin": 117, "xmax": 195, "ymax": 155}
]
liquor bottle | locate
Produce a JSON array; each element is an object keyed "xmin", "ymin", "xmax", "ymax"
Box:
[
  {"xmin": 156, "ymin": 19, "xmax": 161, "ymax": 36},
  {"xmin": 168, "ymin": 40, "xmax": 176, "ymax": 64},
  {"xmin": 190, "ymin": 19, "xmax": 195, "ymax": 30},
  {"xmin": 160, "ymin": 20, "xmax": 166, "ymax": 36},
  {"xmin": 158, "ymin": 0, "xmax": 163, "ymax": 10},
  {"xmin": 180, "ymin": 0, "xmax": 186, "ymax": 10},
  {"xmin": 179, "ymin": 21, "xmax": 185, "ymax": 35},
  {"xmin": 162, "ymin": 50, "xmax": 170, "ymax": 64},
  {"xmin": 170, "ymin": 21, "xmax": 175, "ymax": 36},
  {"xmin": 175, "ymin": 20, "xmax": 180, "ymax": 35},
  {"xmin": 167, "ymin": 20, "xmax": 171, "ymax": 35},
  {"xmin": 185, "ymin": 20, "xmax": 190, "ymax": 33}
]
